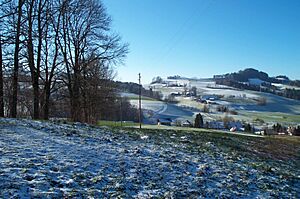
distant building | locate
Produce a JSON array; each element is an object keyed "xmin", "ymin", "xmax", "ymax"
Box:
[
  {"xmin": 201, "ymin": 95, "xmax": 219, "ymax": 101},
  {"xmin": 207, "ymin": 121, "xmax": 224, "ymax": 129},
  {"xmin": 182, "ymin": 120, "xmax": 192, "ymax": 127},
  {"xmin": 157, "ymin": 118, "xmax": 172, "ymax": 126},
  {"xmin": 248, "ymin": 78, "xmax": 265, "ymax": 86},
  {"xmin": 213, "ymin": 75, "xmax": 226, "ymax": 79},
  {"xmin": 227, "ymin": 121, "xmax": 243, "ymax": 131},
  {"xmin": 206, "ymin": 120, "xmax": 243, "ymax": 131},
  {"xmin": 275, "ymin": 76, "xmax": 290, "ymax": 84},
  {"xmin": 165, "ymin": 80, "xmax": 185, "ymax": 87},
  {"xmin": 170, "ymin": 92, "xmax": 181, "ymax": 96}
]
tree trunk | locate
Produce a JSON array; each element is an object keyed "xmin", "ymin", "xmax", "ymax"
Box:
[
  {"xmin": 11, "ymin": 0, "xmax": 23, "ymax": 118},
  {"xmin": 35, "ymin": 0, "xmax": 44, "ymax": 119},
  {"xmin": 0, "ymin": 36, "xmax": 4, "ymax": 117},
  {"xmin": 32, "ymin": 77, "xmax": 39, "ymax": 119},
  {"xmin": 43, "ymin": 83, "xmax": 50, "ymax": 120},
  {"xmin": 27, "ymin": 0, "xmax": 39, "ymax": 119},
  {"xmin": 72, "ymin": 68, "xmax": 81, "ymax": 122},
  {"xmin": 42, "ymin": 3, "xmax": 57, "ymax": 120}
]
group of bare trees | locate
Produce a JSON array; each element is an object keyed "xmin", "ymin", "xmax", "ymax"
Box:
[{"xmin": 0, "ymin": 0, "xmax": 128, "ymax": 123}]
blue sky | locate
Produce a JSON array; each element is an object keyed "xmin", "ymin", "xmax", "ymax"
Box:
[{"xmin": 103, "ymin": 0, "xmax": 300, "ymax": 83}]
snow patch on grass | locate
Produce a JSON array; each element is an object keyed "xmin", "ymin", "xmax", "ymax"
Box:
[{"xmin": 0, "ymin": 118, "xmax": 299, "ymax": 198}]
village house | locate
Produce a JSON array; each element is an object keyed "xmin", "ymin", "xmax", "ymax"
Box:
[
  {"xmin": 200, "ymin": 95, "xmax": 219, "ymax": 101},
  {"xmin": 157, "ymin": 118, "xmax": 172, "ymax": 126},
  {"xmin": 182, "ymin": 120, "xmax": 192, "ymax": 127}
]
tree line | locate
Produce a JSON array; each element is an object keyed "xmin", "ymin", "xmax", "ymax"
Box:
[
  {"xmin": 214, "ymin": 68, "xmax": 300, "ymax": 100},
  {"xmin": 115, "ymin": 81, "xmax": 163, "ymax": 101},
  {"xmin": 0, "ymin": 0, "xmax": 130, "ymax": 123}
]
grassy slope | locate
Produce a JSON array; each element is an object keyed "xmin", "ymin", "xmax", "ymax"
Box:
[
  {"xmin": 98, "ymin": 120, "xmax": 140, "ymax": 127},
  {"xmin": 125, "ymin": 125, "xmax": 300, "ymax": 164},
  {"xmin": 122, "ymin": 125, "xmax": 300, "ymax": 191},
  {"xmin": 98, "ymin": 120, "xmax": 300, "ymax": 163},
  {"xmin": 1, "ymin": 119, "xmax": 299, "ymax": 197},
  {"xmin": 239, "ymin": 111, "xmax": 300, "ymax": 124}
]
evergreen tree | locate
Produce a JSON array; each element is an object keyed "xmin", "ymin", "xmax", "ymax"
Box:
[
  {"xmin": 194, "ymin": 113, "xmax": 203, "ymax": 128},
  {"xmin": 244, "ymin": 123, "xmax": 252, "ymax": 132}
]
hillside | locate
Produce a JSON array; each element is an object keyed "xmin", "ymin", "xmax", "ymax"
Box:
[
  {"xmin": 0, "ymin": 118, "xmax": 299, "ymax": 198},
  {"xmin": 142, "ymin": 77, "xmax": 300, "ymax": 128},
  {"xmin": 213, "ymin": 68, "xmax": 300, "ymax": 100}
]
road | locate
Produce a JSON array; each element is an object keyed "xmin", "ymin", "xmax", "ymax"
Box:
[{"xmin": 130, "ymin": 99, "xmax": 195, "ymax": 124}]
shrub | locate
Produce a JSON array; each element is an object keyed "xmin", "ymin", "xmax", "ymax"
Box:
[
  {"xmin": 174, "ymin": 120, "xmax": 182, "ymax": 127},
  {"xmin": 256, "ymin": 97, "xmax": 267, "ymax": 106},
  {"xmin": 223, "ymin": 115, "xmax": 235, "ymax": 129},
  {"xmin": 294, "ymin": 126, "xmax": 300, "ymax": 136},
  {"xmin": 217, "ymin": 105, "xmax": 228, "ymax": 112},
  {"xmin": 164, "ymin": 94, "xmax": 178, "ymax": 103},
  {"xmin": 229, "ymin": 110, "xmax": 238, "ymax": 115},
  {"xmin": 203, "ymin": 105, "xmax": 209, "ymax": 113},
  {"xmin": 254, "ymin": 118, "xmax": 265, "ymax": 124},
  {"xmin": 273, "ymin": 123, "xmax": 283, "ymax": 132}
]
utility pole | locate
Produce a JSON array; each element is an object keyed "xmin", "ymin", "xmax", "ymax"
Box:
[
  {"xmin": 138, "ymin": 73, "xmax": 142, "ymax": 129},
  {"xmin": 120, "ymin": 97, "xmax": 122, "ymax": 127}
]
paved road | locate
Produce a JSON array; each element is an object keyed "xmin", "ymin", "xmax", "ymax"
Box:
[{"xmin": 130, "ymin": 100, "xmax": 195, "ymax": 124}]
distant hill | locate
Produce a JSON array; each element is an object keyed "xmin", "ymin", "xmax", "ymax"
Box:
[
  {"xmin": 213, "ymin": 68, "xmax": 292, "ymax": 84},
  {"xmin": 213, "ymin": 68, "xmax": 300, "ymax": 100}
]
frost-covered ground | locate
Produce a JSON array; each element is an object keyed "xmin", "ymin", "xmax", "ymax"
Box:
[{"xmin": 0, "ymin": 118, "xmax": 299, "ymax": 198}]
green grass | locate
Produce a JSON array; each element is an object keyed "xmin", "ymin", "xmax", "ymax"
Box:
[
  {"xmin": 135, "ymin": 124, "xmax": 224, "ymax": 133},
  {"xmin": 97, "ymin": 120, "xmax": 140, "ymax": 127},
  {"xmin": 124, "ymin": 125, "xmax": 300, "ymax": 162},
  {"xmin": 128, "ymin": 95, "xmax": 157, "ymax": 101},
  {"xmin": 240, "ymin": 111, "xmax": 300, "ymax": 124}
]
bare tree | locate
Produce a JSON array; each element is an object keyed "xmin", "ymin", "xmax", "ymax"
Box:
[
  {"xmin": 40, "ymin": 0, "xmax": 62, "ymax": 120},
  {"xmin": 0, "ymin": 0, "xmax": 128, "ymax": 122},
  {"xmin": 58, "ymin": 0, "xmax": 128, "ymax": 122},
  {"xmin": 80, "ymin": 57, "xmax": 117, "ymax": 123},
  {"xmin": 0, "ymin": 1, "xmax": 6, "ymax": 117},
  {"xmin": 22, "ymin": 0, "xmax": 50, "ymax": 119},
  {"xmin": 1, "ymin": 0, "xmax": 16, "ymax": 117},
  {"xmin": 11, "ymin": 0, "xmax": 24, "ymax": 118},
  {"xmin": 0, "ymin": 36, "xmax": 3, "ymax": 116}
]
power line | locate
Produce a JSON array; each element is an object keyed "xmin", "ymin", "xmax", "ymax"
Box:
[{"xmin": 155, "ymin": 0, "xmax": 216, "ymax": 66}]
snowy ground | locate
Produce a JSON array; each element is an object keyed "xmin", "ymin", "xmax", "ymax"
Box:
[{"xmin": 0, "ymin": 118, "xmax": 299, "ymax": 198}]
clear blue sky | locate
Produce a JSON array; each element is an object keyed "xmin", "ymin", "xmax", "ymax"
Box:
[{"xmin": 103, "ymin": 0, "xmax": 300, "ymax": 83}]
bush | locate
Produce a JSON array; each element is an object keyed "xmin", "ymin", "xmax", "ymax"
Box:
[
  {"xmin": 217, "ymin": 105, "xmax": 238, "ymax": 115},
  {"xmin": 223, "ymin": 115, "xmax": 235, "ymax": 129},
  {"xmin": 203, "ymin": 105, "xmax": 209, "ymax": 113},
  {"xmin": 273, "ymin": 123, "xmax": 283, "ymax": 132},
  {"xmin": 151, "ymin": 76, "xmax": 163, "ymax": 84},
  {"xmin": 229, "ymin": 110, "xmax": 238, "ymax": 115},
  {"xmin": 254, "ymin": 118, "xmax": 265, "ymax": 124},
  {"xmin": 256, "ymin": 97, "xmax": 267, "ymax": 106},
  {"xmin": 294, "ymin": 126, "xmax": 300, "ymax": 136},
  {"xmin": 174, "ymin": 120, "xmax": 182, "ymax": 127},
  {"xmin": 217, "ymin": 105, "xmax": 228, "ymax": 112},
  {"xmin": 164, "ymin": 94, "xmax": 178, "ymax": 103}
]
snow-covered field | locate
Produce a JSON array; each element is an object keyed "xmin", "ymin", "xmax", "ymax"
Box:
[
  {"xmin": 143, "ymin": 79, "xmax": 300, "ymax": 124},
  {"xmin": 0, "ymin": 118, "xmax": 299, "ymax": 198},
  {"xmin": 272, "ymin": 83, "xmax": 300, "ymax": 91}
]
